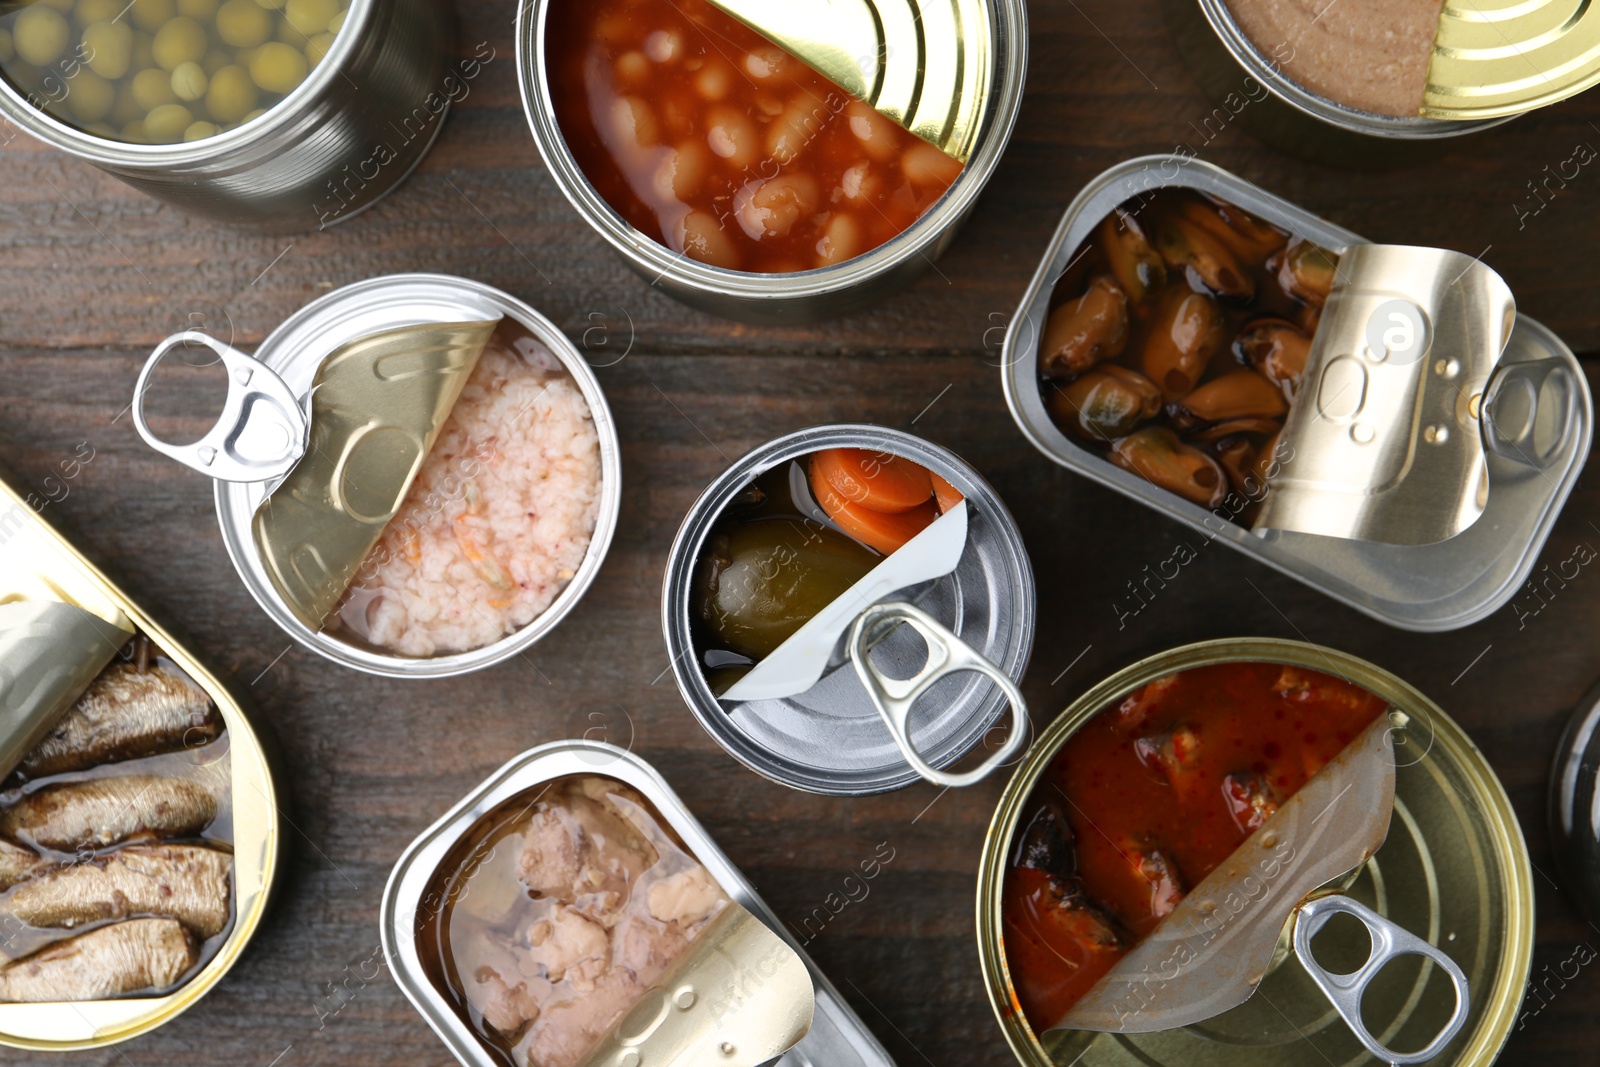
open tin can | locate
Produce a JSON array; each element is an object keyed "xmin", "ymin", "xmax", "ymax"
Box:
[
  {"xmin": 514, "ymin": 0, "xmax": 1028, "ymax": 322},
  {"xmin": 132, "ymin": 273, "xmax": 622, "ymax": 678},
  {"xmin": 0, "ymin": 0, "xmax": 454, "ymax": 230},
  {"xmin": 0, "ymin": 468, "xmax": 282, "ymax": 1050},
  {"xmin": 662, "ymin": 425, "xmax": 1033, "ymax": 795},
  {"xmin": 1001, "ymin": 156, "xmax": 1592, "ymax": 631},
  {"xmin": 977, "ymin": 638, "xmax": 1533, "ymax": 1067},
  {"xmin": 379, "ymin": 740, "xmax": 896, "ymax": 1067}
]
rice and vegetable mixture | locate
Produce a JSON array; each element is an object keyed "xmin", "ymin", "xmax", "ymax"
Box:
[{"xmin": 334, "ymin": 323, "xmax": 603, "ymax": 657}]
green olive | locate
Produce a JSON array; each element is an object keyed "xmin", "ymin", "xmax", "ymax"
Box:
[
  {"xmin": 183, "ymin": 119, "xmax": 220, "ymax": 140},
  {"xmin": 127, "ymin": 0, "xmax": 175, "ymax": 32},
  {"xmin": 284, "ymin": 0, "xmax": 337, "ymax": 34},
  {"xmin": 131, "ymin": 65, "xmax": 177, "ymax": 109},
  {"xmin": 13, "ymin": 6, "xmax": 71, "ymax": 67},
  {"xmin": 75, "ymin": 0, "xmax": 123, "ymax": 24},
  {"xmin": 215, "ymin": 0, "xmax": 270, "ymax": 46},
  {"xmin": 65, "ymin": 69, "xmax": 114, "ymax": 122},
  {"xmin": 248, "ymin": 40, "xmax": 304, "ymax": 93},
  {"xmin": 204, "ymin": 63, "xmax": 256, "ymax": 121},
  {"xmin": 152, "ymin": 15, "xmax": 206, "ymax": 70},
  {"xmin": 143, "ymin": 101, "xmax": 192, "ymax": 140},
  {"xmin": 170, "ymin": 60, "xmax": 207, "ymax": 102},
  {"xmin": 693, "ymin": 517, "xmax": 879, "ymax": 660},
  {"xmin": 177, "ymin": 0, "xmax": 220, "ymax": 17},
  {"xmin": 81, "ymin": 20, "xmax": 132, "ymax": 79}
]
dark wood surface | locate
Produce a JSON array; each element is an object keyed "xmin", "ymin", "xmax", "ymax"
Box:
[{"xmin": 3, "ymin": 0, "xmax": 1600, "ymax": 1064}]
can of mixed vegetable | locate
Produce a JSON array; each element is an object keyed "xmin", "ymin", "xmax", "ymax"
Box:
[
  {"xmin": 379, "ymin": 740, "xmax": 896, "ymax": 1067},
  {"xmin": 662, "ymin": 424, "xmax": 1033, "ymax": 795},
  {"xmin": 131, "ymin": 274, "xmax": 622, "ymax": 678},
  {"xmin": 0, "ymin": 467, "xmax": 281, "ymax": 1050},
  {"xmin": 977, "ymin": 638, "xmax": 1532, "ymax": 1067},
  {"xmin": 514, "ymin": 0, "xmax": 1028, "ymax": 322},
  {"xmin": 0, "ymin": 0, "xmax": 454, "ymax": 230},
  {"xmin": 1001, "ymin": 155, "xmax": 1591, "ymax": 631}
]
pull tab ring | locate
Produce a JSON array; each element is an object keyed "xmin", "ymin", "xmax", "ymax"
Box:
[
  {"xmin": 847, "ymin": 601, "xmax": 1027, "ymax": 788},
  {"xmin": 1293, "ymin": 895, "xmax": 1470, "ymax": 1064},
  {"xmin": 132, "ymin": 331, "xmax": 308, "ymax": 484}
]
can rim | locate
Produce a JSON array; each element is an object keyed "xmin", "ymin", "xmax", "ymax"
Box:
[
  {"xmin": 211, "ymin": 272, "xmax": 623, "ymax": 678},
  {"xmin": 974, "ymin": 637, "xmax": 1534, "ymax": 1067}
]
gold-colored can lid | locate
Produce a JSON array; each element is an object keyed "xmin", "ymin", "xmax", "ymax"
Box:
[
  {"xmin": 705, "ymin": 0, "xmax": 992, "ymax": 162},
  {"xmin": 1426, "ymin": 0, "xmax": 1600, "ymax": 118}
]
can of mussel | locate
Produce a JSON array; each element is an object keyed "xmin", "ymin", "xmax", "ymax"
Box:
[
  {"xmin": 977, "ymin": 638, "xmax": 1533, "ymax": 1067},
  {"xmin": 0, "ymin": 0, "xmax": 454, "ymax": 230},
  {"xmin": 1002, "ymin": 155, "xmax": 1592, "ymax": 631},
  {"xmin": 133, "ymin": 273, "xmax": 622, "ymax": 678},
  {"xmin": 514, "ymin": 0, "xmax": 1028, "ymax": 322},
  {"xmin": 379, "ymin": 740, "xmax": 896, "ymax": 1067},
  {"xmin": 662, "ymin": 424, "xmax": 1034, "ymax": 795},
  {"xmin": 0, "ymin": 468, "xmax": 282, "ymax": 1049}
]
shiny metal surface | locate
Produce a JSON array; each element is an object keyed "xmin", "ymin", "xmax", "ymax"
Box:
[
  {"xmin": 514, "ymin": 0, "xmax": 1026, "ymax": 323},
  {"xmin": 661, "ymin": 425, "xmax": 1034, "ymax": 795},
  {"xmin": 379, "ymin": 741, "xmax": 896, "ymax": 1067},
  {"xmin": 1428, "ymin": 0, "xmax": 1600, "ymax": 119},
  {"xmin": 0, "ymin": 0, "xmax": 454, "ymax": 230},
  {"xmin": 1000, "ymin": 156, "xmax": 1592, "ymax": 631}
]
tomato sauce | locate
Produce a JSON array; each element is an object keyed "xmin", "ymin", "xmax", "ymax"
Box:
[
  {"xmin": 1002, "ymin": 661, "xmax": 1386, "ymax": 1030},
  {"xmin": 545, "ymin": 0, "xmax": 964, "ymax": 273}
]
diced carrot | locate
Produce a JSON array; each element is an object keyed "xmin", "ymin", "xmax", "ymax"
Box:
[
  {"xmin": 810, "ymin": 460, "xmax": 938, "ymax": 554},
  {"xmin": 930, "ymin": 471, "xmax": 964, "ymax": 513},
  {"xmin": 812, "ymin": 447, "xmax": 934, "ymax": 514}
]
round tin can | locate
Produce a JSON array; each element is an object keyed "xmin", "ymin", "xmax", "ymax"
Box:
[
  {"xmin": 210, "ymin": 273, "xmax": 622, "ymax": 678},
  {"xmin": 662, "ymin": 425, "xmax": 1034, "ymax": 795},
  {"xmin": 0, "ymin": 0, "xmax": 454, "ymax": 231},
  {"xmin": 0, "ymin": 475, "xmax": 283, "ymax": 1051},
  {"xmin": 513, "ymin": 0, "xmax": 1028, "ymax": 323},
  {"xmin": 976, "ymin": 638, "xmax": 1533, "ymax": 1067}
]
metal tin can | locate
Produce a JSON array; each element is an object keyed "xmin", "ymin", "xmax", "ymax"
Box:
[
  {"xmin": 0, "ymin": 0, "xmax": 454, "ymax": 231},
  {"xmin": 379, "ymin": 740, "xmax": 896, "ymax": 1067},
  {"xmin": 661, "ymin": 424, "xmax": 1034, "ymax": 795},
  {"xmin": 976, "ymin": 638, "xmax": 1534, "ymax": 1067},
  {"xmin": 513, "ymin": 0, "xmax": 1028, "ymax": 323},
  {"xmin": 0, "ymin": 470, "xmax": 283, "ymax": 1051},
  {"xmin": 206, "ymin": 274, "xmax": 621, "ymax": 678},
  {"xmin": 1001, "ymin": 155, "xmax": 1592, "ymax": 632}
]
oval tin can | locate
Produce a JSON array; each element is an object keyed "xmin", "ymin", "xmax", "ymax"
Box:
[
  {"xmin": 0, "ymin": 0, "xmax": 454, "ymax": 231},
  {"xmin": 976, "ymin": 638, "xmax": 1533, "ymax": 1067},
  {"xmin": 514, "ymin": 0, "xmax": 1028, "ymax": 323},
  {"xmin": 1000, "ymin": 155, "xmax": 1592, "ymax": 632},
  {"xmin": 379, "ymin": 740, "xmax": 896, "ymax": 1067},
  {"xmin": 209, "ymin": 273, "xmax": 622, "ymax": 678},
  {"xmin": 0, "ymin": 470, "xmax": 283, "ymax": 1050},
  {"xmin": 661, "ymin": 424, "xmax": 1034, "ymax": 795}
]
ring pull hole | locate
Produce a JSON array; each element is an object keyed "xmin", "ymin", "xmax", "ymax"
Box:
[{"xmin": 140, "ymin": 339, "xmax": 231, "ymax": 448}]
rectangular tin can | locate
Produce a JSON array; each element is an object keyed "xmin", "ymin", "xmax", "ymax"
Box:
[
  {"xmin": 379, "ymin": 740, "xmax": 897, "ymax": 1067},
  {"xmin": 1000, "ymin": 155, "xmax": 1592, "ymax": 632},
  {"xmin": 0, "ymin": 467, "xmax": 283, "ymax": 1050},
  {"xmin": 976, "ymin": 637, "xmax": 1533, "ymax": 1067}
]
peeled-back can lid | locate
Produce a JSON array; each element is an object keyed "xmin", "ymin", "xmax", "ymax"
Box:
[
  {"xmin": 703, "ymin": 0, "xmax": 992, "ymax": 162},
  {"xmin": 1426, "ymin": 0, "xmax": 1600, "ymax": 119}
]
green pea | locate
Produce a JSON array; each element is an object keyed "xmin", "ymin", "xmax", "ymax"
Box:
[
  {"xmin": 131, "ymin": 65, "xmax": 177, "ymax": 109},
  {"xmin": 326, "ymin": 7, "xmax": 345, "ymax": 35},
  {"xmin": 152, "ymin": 15, "xmax": 206, "ymax": 70},
  {"xmin": 242, "ymin": 106, "xmax": 265, "ymax": 121},
  {"xmin": 128, "ymin": 0, "xmax": 175, "ymax": 32},
  {"xmin": 0, "ymin": 28, "xmax": 13, "ymax": 65},
  {"xmin": 75, "ymin": 0, "xmax": 123, "ymax": 24},
  {"xmin": 121, "ymin": 119, "xmax": 148, "ymax": 142},
  {"xmin": 82, "ymin": 20, "xmax": 132, "ymax": 79},
  {"xmin": 284, "ymin": 0, "xmax": 337, "ymax": 34},
  {"xmin": 216, "ymin": 0, "xmax": 270, "ymax": 47},
  {"xmin": 13, "ymin": 6, "xmax": 71, "ymax": 67},
  {"xmin": 110, "ymin": 87, "xmax": 144, "ymax": 125},
  {"xmin": 305, "ymin": 30, "xmax": 332, "ymax": 67},
  {"xmin": 143, "ymin": 101, "xmax": 192, "ymax": 140},
  {"xmin": 248, "ymin": 40, "xmax": 304, "ymax": 93},
  {"xmin": 170, "ymin": 59, "xmax": 207, "ymax": 101},
  {"xmin": 41, "ymin": 0, "xmax": 74, "ymax": 11},
  {"xmin": 65, "ymin": 69, "xmax": 114, "ymax": 122},
  {"xmin": 204, "ymin": 63, "xmax": 256, "ymax": 121},
  {"xmin": 183, "ymin": 119, "xmax": 220, "ymax": 140}
]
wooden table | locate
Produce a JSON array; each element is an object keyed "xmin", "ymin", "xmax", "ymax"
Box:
[{"xmin": 2, "ymin": 1, "xmax": 1598, "ymax": 1064}]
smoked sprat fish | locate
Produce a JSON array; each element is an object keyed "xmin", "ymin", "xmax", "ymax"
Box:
[
  {"xmin": 0, "ymin": 839, "xmax": 41, "ymax": 891},
  {"xmin": 0, "ymin": 918, "xmax": 197, "ymax": 1003},
  {"xmin": 15, "ymin": 664, "xmax": 220, "ymax": 780},
  {"xmin": 0, "ymin": 776, "xmax": 218, "ymax": 852},
  {"xmin": 2, "ymin": 844, "xmax": 232, "ymax": 938}
]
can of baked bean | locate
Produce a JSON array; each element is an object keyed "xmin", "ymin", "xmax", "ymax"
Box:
[
  {"xmin": 1001, "ymin": 154, "xmax": 1592, "ymax": 631},
  {"xmin": 976, "ymin": 638, "xmax": 1533, "ymax": 1067},
  {"xmin": 514, "ymin": 0, "xmax": 1028, "ymax": 322},
  {"xmin": 132, "ymin": 274, "xmax": 622, "ymax": 678},
  {"xmin": 661, "ymin": 424, "xmax": 1034, "ymax": 795},
  {"xmin": 0, "ymin": 0, "xmax": 456, "ymax": 230}
]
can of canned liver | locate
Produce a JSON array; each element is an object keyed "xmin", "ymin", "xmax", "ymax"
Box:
[
  {"xmin": 0, "ymin": 469, "xmax": 282, "ymax": 1050},
  {"xmin": 662, "ymin": 424, "xmax": 1034, "ymax": 795},
  {"xmin": 976, "ymin": 637, "xmax": 1533, "ymax": 1067},
  {"xmin": 1001, "ymin": 155, "xmax": 1592, "ymax": 631},
  {"xmin": 135, "ymin": 273, "xmax": 622, "ymax": 678},
  {"xmin": 380, "ymin": 739, "xmax": 896, "ymax": 1067},
  {"xmin": 514, "ymin": 0, "xmax": 1028, "ymax": 323},
  {"xmin": 0, "ymin": 0, "xmax": 454, "ymax": 230}
]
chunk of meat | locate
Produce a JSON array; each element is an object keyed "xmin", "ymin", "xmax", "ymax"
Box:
[
  {"xmin": 1134, "ymin": 722, "xmax": 1205, "ymax": 800},
  {"xmin": 1111, "ymin": 673, "xmax": 1181, "ymax": 737},
  {"xmin": 516, "ymin": 794, "xmax": 658, "ymax": 925},
  {"xmin": 1124, "ymin": 841, "xmax": 1186, "ymax": 920},
  {"xmin": 1, "ymin": 844, "xmax": 232, "ymax": 937},
  {"xmin": 0, "ymin": 917, "xmax": 197, "ymax": 1002},
  {"xmin": 524, "ymin": 967, "xmax": 644, "ymax": 1067},
  {"xmin": 473, "ymin": 966, "xmax": 541, "ymax": 1036},
  {"xmin": 1223, "ymin": 771, "xmax": 1280, "ymax": 835},
  {"xmin": 612, "ymin": 911, "xmax": 690, "ymax": 986},
  {"xmin": 527, "ymin": 906, "xmax": 608, "ymax": 991},
  {"xmin": 645, "ymin": 864, "xmax": 723, "ymax": 928},
  {"xmin": 1, "ymin": 775, "xmax": 217, "ymax": 852}
]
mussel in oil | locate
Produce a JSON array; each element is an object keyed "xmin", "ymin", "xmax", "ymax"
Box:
[
  {"xmin": 1153, "ymin": 208, "xmax": 1254, "ymax": 301},
  {"xmin": 1167, "ymin": 370, "xmax": 1287, "ymax": 430},
  {"xmin": 1272, "ymin": 237, "xmax": 1339, "ymax": 308},
  {"xmin": 1040, "ymin": 275, "xmax": 1129, "ymax": 379},
  {"xmin": 1138, "ymin": 288, "xmax": 1226, "ymax": 402},
  {"xmin": 1046, "ymin": 365, "xmax": 1161, "ymax": 442},
  {"xmin": 1235, "ymin": 317, "xmax": 1312, "ymax": 401},
  {"xmin": 1110, "ymin": 427, "xmax": 1226, "ymax": 509},
  {"xmin": 1095, "ymin": 211, "xmax": 1166, "ymax": 307}
]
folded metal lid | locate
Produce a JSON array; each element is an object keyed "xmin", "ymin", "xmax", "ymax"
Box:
[{"xmin": 1426, "ymin": 0, "xmax": 1600, "ymax": 119}]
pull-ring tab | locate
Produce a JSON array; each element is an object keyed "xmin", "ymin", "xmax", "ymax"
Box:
[
  {"xmin": 1293, "ymin": 895, "xmax": 1470, "ymax": 1064},
  {"xmin": 847, "ymin": 601, "xmax": 1027, "ymax": 788},
  {"xmin": 132, "ymin": 331, "xmax": 308, "ymax": 484}
]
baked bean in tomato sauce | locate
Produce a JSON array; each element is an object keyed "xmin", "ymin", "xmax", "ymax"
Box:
[{"xmin": 545, "ymin": 0, "xmax": 965, "ymax": 273}]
